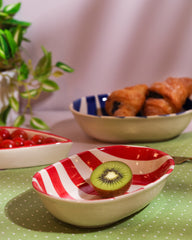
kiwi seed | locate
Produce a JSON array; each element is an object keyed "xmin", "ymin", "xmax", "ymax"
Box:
[{"xmin": 90, "ymin": 161, "xmax": 132, "ymax": 198}]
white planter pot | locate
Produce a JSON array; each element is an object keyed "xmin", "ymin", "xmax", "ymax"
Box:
[{"xmin": 0, "ymin": 70, "xmax": 19, "ymax": 125}]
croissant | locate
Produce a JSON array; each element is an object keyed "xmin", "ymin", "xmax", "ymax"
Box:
[
  {"xmin": 179, "ymin": 77, "xmax": 192, "ymax": 94},
  {"xmin": 143, "ymin": 77, "xmax": 192, "ymax": 116},
  {"xmin": 105, "ymin": 84, "xmax": 148, "ymax": 117},
  {"xmin": 143, "ymin": 98, "xmax": 176, "ymax": 116}
]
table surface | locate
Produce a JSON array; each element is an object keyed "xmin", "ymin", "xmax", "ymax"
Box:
[{"xmin": 1, "ymin": 111, "xmax": 192, "ymax": 240}]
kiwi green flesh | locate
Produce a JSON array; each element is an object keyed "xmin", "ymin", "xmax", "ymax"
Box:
[{"xmin": 90, "ymin": 161, "xmax": 132, "ymax": 198}]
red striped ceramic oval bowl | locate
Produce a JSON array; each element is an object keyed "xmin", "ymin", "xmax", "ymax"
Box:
[{"xmin": 32, "ymin": 145, "xmax": 174, "ymax": 227}]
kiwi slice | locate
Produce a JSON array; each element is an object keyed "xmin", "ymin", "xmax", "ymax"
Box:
[{"xmin": 90, "ymin": 161, "xmax": 132, "ymax": 198}]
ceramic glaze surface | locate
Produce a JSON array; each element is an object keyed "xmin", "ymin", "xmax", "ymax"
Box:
[
  {"xmin": 69, "ymin": 94, "xmax": 192, "ymax": 142},
  {"xmin": 32, "ymin": 145, "xmax": 174, "ymax": 227}
]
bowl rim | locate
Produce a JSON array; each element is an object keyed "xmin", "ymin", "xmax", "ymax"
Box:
[
  {"xmin": 69, "ymin": 103, "xmax": 192, "ymax": 120},
  {"xmin": 69, "ymin": 93, "xmax": 192, "ymax": 120},
  {"xmin": 0, "ymin": 126, "xmax": 72, "ymax": 151},
  {"xmin": 32, "ymin": 145, "xmax": 175, "ymax": 205}
]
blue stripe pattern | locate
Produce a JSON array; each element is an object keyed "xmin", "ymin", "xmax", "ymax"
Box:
[
  {"xmin": 72, "ymin": 94, "xmax": 192, "ymax": 117},
  {"xmin": 86, "ymin": 96, "xmax": 97, "ymax": 115},
  {"xmin": 73, "ymin": 99, "xmax": 81, "ymax": 111},
  {"xmin": 98, "ymin": 94, "xmax": 108, "ymax": 115}
]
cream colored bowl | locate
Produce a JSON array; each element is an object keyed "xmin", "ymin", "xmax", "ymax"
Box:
[
  {"xmin": 69, "ymin": 93, "xmax": 192, "ymax": 143},
  {"xmin": 32, "ymin": 145, "xmax": 174, "ymax": 228}
]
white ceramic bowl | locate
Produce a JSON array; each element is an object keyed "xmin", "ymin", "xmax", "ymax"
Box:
[
  {"xmin": 69, "ymin": 93, "xmax": 192, "ymax": 143},
  {"xmin": 0, "ymin": 127, "xmax": 72, "ymax": 169},
  {"xmin": 32, "ymin": 145, "xmax": 174, "ymax": 228}
]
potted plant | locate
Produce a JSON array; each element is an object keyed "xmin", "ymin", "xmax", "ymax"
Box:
[{"xmin": 0, "ymin": 1, "xmax": 73, "ymax": 130}]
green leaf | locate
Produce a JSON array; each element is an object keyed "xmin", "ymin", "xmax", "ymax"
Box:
[
  {"xmin": 56, "ymin": 61, "xmax": 74, "ymax": 73},
  {"xmin": 12, "ymin": 25, "xmax": 23, "ymax": 47},
  {"xmin": 0, "ymin": 120, "xmax": 5, "ymax": 126},
  {"xmin": 0, "ymin": 47, "xmax": 6, "ymax": 59},
  {"xmin": 9, "ymin": 96, "xmax": 19, "ymax": 112},
  {"xmin": 0, "ymin": 119, "xmax": 6, "ymax": 126},
  {"xmin": 0, "ymin": 12, "xmax": 9, "ymax": 18},
  {"xmin": 20, "ymin": 89, "xmax": 39, "ymax": 98},
  {"xmin": 0, "ymin": 105, "xmax": 11, "ymax": 124},
  {"xmin": 34, "ymin": 47, "xmax": 52, "ymax": 81},
  {"xmin": 17, "ymin": 61, "xmax": 29, "ymax": 81},
  {"xmin": 3, "ymin": 3, "xmax": 21, "ymax": 15},
  {"xmin": 53, "ymin": 70, "xmax": 63, "ymax": 78},
  {"xmin": 0, "ymin": 0, "xmax": 3, "ymax": 9},
  {"xmin": 42, "ymin": 79, "xmax": 59, "ymax": 92},
  {"xmin": 13, "ymin": 115, "xmax": 25, "ymax": 127},
  {"xmin": 30, "ymin": 117, "xmax": 49, "ymax": 130},
  {"xmin": 2, "ymin": 18, "xmax": 31, "ymax": 28},
  {"xmin": 4, "ymin": 29, "xmax": 17, "ymax": 57},
  {"xmin": 0, "ymin": 32, "xmax": 11, "ymax": 59}
]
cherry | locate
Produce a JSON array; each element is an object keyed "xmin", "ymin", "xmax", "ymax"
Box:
[
  {"xmin": 0, "ymin": 128, "xmax": 60, "ymax": 149},
  {"xmin": 1, "ymin": 139, "xmax": 16, "ymax": 148},
  {"xmin": 0, "ymin": 128, "xmax": 10, "ymax": 139},
  {"xmin": 11, "ymin": 129, "xmax": 28, "ymax": 140},
  {"xmin": 24, "ymin": 140, "xmax": 35, "ymax": 146},
  {"xmin": 44, "ymin": 137, "xmax": 58, "ymax": 144},
  {"xmin": 31, "ymin": 135, "xmax": 45, "ymax": 145},
  {"xmin": 13, "ymin": 137, "xmax": 25, "ymax": 147}
]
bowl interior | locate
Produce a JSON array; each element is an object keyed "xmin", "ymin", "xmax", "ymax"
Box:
[
  {"xmin": 71, "ymin": 93, "xmax": 192, "ymax": 117},
  {"xmin": 72, "ymin": 93, "xmax": 109, "ymax": 116},
  {"xmin": 32, "ymin": 145, "xmax": 174, "ymax": 201}
]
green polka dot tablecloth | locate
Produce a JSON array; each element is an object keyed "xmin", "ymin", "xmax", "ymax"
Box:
[{"xmin": 1, "ymin": 133, "xmax": 192, "ymax": 240}]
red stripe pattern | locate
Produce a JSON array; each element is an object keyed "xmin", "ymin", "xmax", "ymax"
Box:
[{"xmin": 32, "ymin": 145, "xmax": 174, "ymax": 201}]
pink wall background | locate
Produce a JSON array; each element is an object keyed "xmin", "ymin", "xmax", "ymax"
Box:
[{"xmin": 7, "ymin": 0, "xmax": 192, "ymax": 110}]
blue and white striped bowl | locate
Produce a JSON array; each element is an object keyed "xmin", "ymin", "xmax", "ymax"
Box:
[{"xmin": 69, "ymin": 94, "xmax": 192, "ymax": 143}]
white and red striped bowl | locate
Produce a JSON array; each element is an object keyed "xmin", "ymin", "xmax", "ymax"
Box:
[
  {"xmin": 32, "ymin": 145, "xmax": 174, "ymax": 228},
  {"xmin": 0, "ymin": 127, "xmax": 72, "ymax": 169}
]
